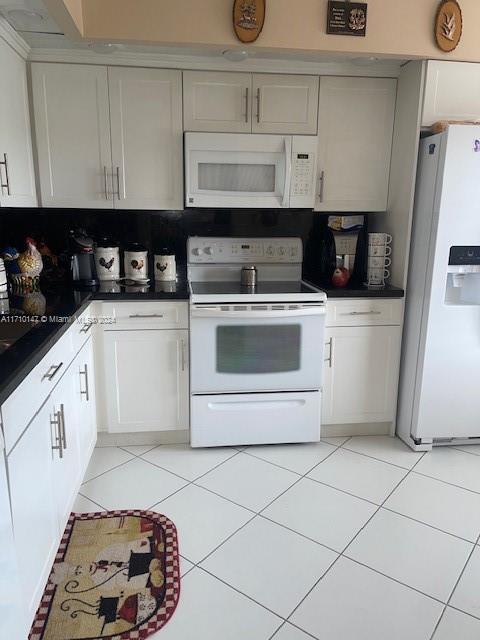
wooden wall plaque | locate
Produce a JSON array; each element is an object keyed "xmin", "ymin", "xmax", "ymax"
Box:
[
  {"xmin": 435, "ymin": 0, "xmax": 462, "ymax": 52},
  {"xmin": 233, "ymin": 0, "xmax": 265, "ymax": 43},
  {"xmin": 327, "ymin": 1, "xmax": 367, "ymax": 37}
]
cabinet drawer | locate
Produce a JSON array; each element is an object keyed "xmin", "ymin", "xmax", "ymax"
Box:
[
  {"xmin": 101, "ymin": 301, "xmax": 188, "ymax": 330},
  {"xmin": 326, "ymin": 299, "xmax": 403, "ymax": 327},
  {"xmin": 2, "ymin": 330, "xmax": 73, "ymax": 453},
  {"xmin": 70, "ymin": 303, "xmax": 96, "ymax": 354}
]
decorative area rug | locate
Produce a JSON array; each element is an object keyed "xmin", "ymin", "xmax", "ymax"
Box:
[{"xmin": 29, "ymin": 510, "xmax": 180, "ymax": 640}]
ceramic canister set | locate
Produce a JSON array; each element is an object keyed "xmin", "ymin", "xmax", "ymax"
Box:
[{"xmin": 94, "ymin": 240, "xmax": 176, "ymax": 283}]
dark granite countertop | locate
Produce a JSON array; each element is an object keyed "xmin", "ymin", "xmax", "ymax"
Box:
[
  {"xmin": 320, "ymin": 283, "xmax": 405, "ymax": 298},
  {"xmin": 0, "ymin": 278, "xmax": 190, "ymax": 406}
]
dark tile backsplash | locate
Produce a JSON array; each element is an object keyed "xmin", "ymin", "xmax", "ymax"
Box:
[{"xmin": 0, "ymin": 208, "xmax": 366, "ymax": 282}]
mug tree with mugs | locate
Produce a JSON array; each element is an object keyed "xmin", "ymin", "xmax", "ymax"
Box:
[{"xmin": 366, "ymin": 233, "xmax": 392, "ymax": 287}]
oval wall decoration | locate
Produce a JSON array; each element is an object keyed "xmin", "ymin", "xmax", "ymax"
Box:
[
  {"xmin": 435, "ymin": 0, "xmax": 462, "ymax": 52},
  {"xmin": 233, "ymin": 0, "xmax": 265, "ymax": 43}
]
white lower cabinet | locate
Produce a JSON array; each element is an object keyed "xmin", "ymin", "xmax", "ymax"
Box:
[
  {"xmin": 7, "ymin": 402, "xmax": 58, "ymax": 622},
  {"xmin": 102, "ymin": 328, "xmax": 189, "ymax": 433},
  {"xmin": 322, "ymin": 299, "xmax": 403, "ymax": 426},
  {"xmin": 72, "ymin": 338, "xmax": 97, "ymax": 465},
  {"xmin": 4, "ymin": 310, "xmax": 98, "ymax": 633}
]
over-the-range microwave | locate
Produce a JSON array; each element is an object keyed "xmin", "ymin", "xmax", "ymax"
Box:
[{"xmin": 184, "ymin": 132, "xmax": 318, "ymax": 208}]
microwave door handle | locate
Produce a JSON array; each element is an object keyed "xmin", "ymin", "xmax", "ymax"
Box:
[{"xmin": 282, "ymin": 137, "xmax": 292, "ymax": 208}]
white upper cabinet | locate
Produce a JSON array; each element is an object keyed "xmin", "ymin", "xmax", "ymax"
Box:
[
  {"xmin": 252, "ymin": 74, "xmax": 319, "ymax": 134},
  {"xmin": 315, "ymin": 77, "xmax": 396, "ymax": 212},
  {"xmin": 183, "ymin": 71, "xmax": 251, "ymax": 133},
  {"xmin": 31, "ymin": 63, "xmax": 112, "ymax": 208},
  {"xmin": 183, "ymin": 71, "xmax": 319, "ymax": 134},
  {"xmin": 0, "ymin": 37, "xmax": 36, "ymax": 207},
  {"xmin": 422, "ymin": 61, "xmax": 480, "ymax": 126},
  {"xmin": 109, "ymin": 67, "xmax": 183, "ymax": 209}
]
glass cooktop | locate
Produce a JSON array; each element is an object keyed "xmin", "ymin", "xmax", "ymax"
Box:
[{"xmin": 190, "ymin": 281, "xmax": 320, "ymax": 295}]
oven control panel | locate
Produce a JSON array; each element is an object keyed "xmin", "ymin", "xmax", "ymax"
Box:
[{"xmin": 187, "ymin": 237, "xmax": 303, "ymax": 263}]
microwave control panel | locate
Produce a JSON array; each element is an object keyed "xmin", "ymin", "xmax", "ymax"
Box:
[{"xmin": 291, "ymin": 153, "xmax": 315, "ymax": 198}]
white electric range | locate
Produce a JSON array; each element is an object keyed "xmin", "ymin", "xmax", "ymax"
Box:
[{"xmin": 187, "ymin": 237, "xmax": 327, "ymax": 448}]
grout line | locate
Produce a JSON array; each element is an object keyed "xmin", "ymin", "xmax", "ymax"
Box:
[
  {"xmin": 76, "ymin": 492, "xmax": 108, "ymax": 512},
  {"xmin": 412, "ymin": 469, "xmax": 480, "ymax": 497},
  {"xmin": 81, "ymin": 455, "xmax": 137, "ymax": 486},
  {"xmin": 339, "ymin": 443, "xmax": 420, "ymax": 471},
  {"xmin": 427, "ymin": 530, "xmax": 480, "ymax": 640},
  {"xmin": 118, "ymin": 444, "xmax": 159, "ymax": 456},
  {"xmin": 285, "ymin": 449, "xmax": 428, "ymax": 624},
  {"xmin": 451, "ymin": 446, "xmax": 480, "ymax": 459},
  {"xmin": 197, "ymin": 565, "xmax": 285, "ymax": 622},
  {"xmin": 268, "ymin": 620, "xmax": 319, "ymax": 640},
  {"xmin": 381, "ymin": 505, "xmax": 479, "ymax": 545}
]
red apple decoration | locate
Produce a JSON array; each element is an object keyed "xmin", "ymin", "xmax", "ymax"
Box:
[{"xmin": 332, "ymin": 267, "xmax": 350, "ymax": 288}]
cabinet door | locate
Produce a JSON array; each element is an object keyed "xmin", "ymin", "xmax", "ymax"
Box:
[
  {"xmin": 322, "ymin": 325, "xmax": 402, "ymax": 424},
  {"xmin": 50, "ymin": 368, "xmax": 82, "ymax": 532},
  {"xmin": 109, "ymin": 67, "xmax": 183, "ymax": 209},
  {"xmin": 72, "ymin": 338, "xmax": 97, "ymax": 472},
  {"xmin": 0, "ymin": 38, "xmax": 36, "ymax": 207},
  {"xmin": 315, "ymin": 77, "xmax": 396, "ymax": 212},
  {"xmin": 422, "ymin": 61, "xmax": 480, "ymax": 126},
  {"xmin": 102, "ymin": 329, "xmax": 189, "ymax": 433},
  {"xmin": 8, "ymin": 402, "xmax": 58, "ymax": 620},
  {"xmin": 31, "ymin": 63, "xmax": 113, "ymax": 208},
  {"xmin": 183, "ymin": 71, "xmax": 251, "ymax": 133},
  {"xmin": 252, "ymin": 74, "xmax": 319, "ymax": 134}
]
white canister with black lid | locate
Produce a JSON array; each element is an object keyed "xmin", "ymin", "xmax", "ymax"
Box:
[
  {"xmin": 124, "ymin": 243, "xmax": 148, "ymax": 281},
  {"xmin": 94, "ymin": 238, "xmax": 120, "ymax": 281}
]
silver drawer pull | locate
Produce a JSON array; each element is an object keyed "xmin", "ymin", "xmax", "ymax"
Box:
[
  {"xmin": 59, "ymin": 403, "xmax": 67, "ymax": 450},
  {"xmin": 181, "ymin": 339, "xmax": 187, "ymax": 371},
  {"xmin": 0, "ymin": 153, "xmax": 10, "ymax": 195},
  {"xmin": 244, "ymin": 86, "xmax": 249, "ymax": 123},
  {"xmin": 50, "ymin": 410, "xmax": 63, "ymax": 458},
  {"xmin": 324, "ymin": 337, "xmax": 334, "ymax": 368},
  {"xmin": 80, "ymin": 322, "xmax": 94, "ymax": 334},
  {"xmin": 80, "ymin": 364, "xmax": 89, "ymax": 401},
  {"xmin": 128, "ymin": 313, "xmax": 164, "ymax": 318},
  {"xmin": 343, "ymin": 311, "xmax": 382, "ymax": 316},
  {"xmin": 42, "ymin": 362, "xmax": 63, "ymax": 382}
]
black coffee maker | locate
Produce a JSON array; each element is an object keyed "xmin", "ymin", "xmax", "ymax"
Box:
[{"xmin": 69, "ymin": 229, "xmax": 98, "ymax": 288}]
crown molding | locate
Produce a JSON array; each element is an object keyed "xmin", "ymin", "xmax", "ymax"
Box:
[
  {"xmin": 27, "ymin": 47, "xmax": 402, "ymax": 77},
  {"xmin": 0, "ymin": 16, "xmax": 30, "ymax": 59}
]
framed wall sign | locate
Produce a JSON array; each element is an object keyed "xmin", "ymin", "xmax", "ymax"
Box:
[
  {"xmin": 327, "ymin": 1, "xmax": 367, "ymax": 37},
  {"xmin": 233, "ymin": 0, "xmax": 265, "ymax": 43},
  {"xmin": 435, "ymin": 0, "xmax": 462, "ymax": 52}
]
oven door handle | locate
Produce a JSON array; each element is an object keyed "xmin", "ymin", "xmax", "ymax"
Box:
[{"xmin": 191, "ymin": 307, "xmax": 325, "ymax": 319}]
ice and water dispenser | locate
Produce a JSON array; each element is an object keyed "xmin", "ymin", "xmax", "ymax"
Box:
[{"xmin": 445, "ymin": 246, "xmax": 480, "ymax": 305}]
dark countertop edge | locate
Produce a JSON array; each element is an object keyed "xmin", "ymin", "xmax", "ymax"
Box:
[
  {"xmin": 304, "ymin": 279, "xmax": 405, "ymax": 299},
  {"xmin": 0, "ymin": 287, "xmax": 190, "ymax": 407}
]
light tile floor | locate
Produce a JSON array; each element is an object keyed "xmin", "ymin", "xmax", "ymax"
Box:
[{"xmin": 73, "ymin": 436, "xmax": 480, "ymax": 640}]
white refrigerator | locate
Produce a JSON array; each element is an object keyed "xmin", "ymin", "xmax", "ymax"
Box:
[{"xmin": 398, "ymin": 125, "xmax": 480, "ymax": 451}]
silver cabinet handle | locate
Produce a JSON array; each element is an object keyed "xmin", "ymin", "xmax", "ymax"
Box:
[
  {"xmin": 103, "ymin": 166, "xmax": 109, "ymax": 200},
  {"xmin": 50, "ymin": 410, "xmax": 63, "ymax": 458},
  {"xmin": 318, "ymin": 170, "xmax": 325, "ymax": 203},
  {"xmin": 128, "ymin": 313, "xmax": 164, "ymax": 318},
  {"xmin": 42, "ymin": 362, "xmax": 63, "ymax": 382},
  {"xmin": 180, "ymin": 339, "xmax": 187, "ymax": 372},
  {"xmin": 80, "ymin": 364, "xmax": 89, "ymax": 401},
  {"xmin": 115, "ymin": 166, "xmax": 122, "ymax": 199},
  {"xmin": 244, "ymin": 86, "xmax": 249, "ymax": 123},
  {"xmin": 343, "ymin": 311, "xmax": 382, "ymax": 316},
  {"xmin": 0, "ymin": 153, "xmax": 10, "ymax": 195},
  {"xmin": 324, "ymin": 337, "xmax": 333, "ymax": 368},
  {"xmin": 59, "ymin": 403, "xmax": 67, "ymax": 450},
  {"xmin": 256, "ymin": 87, "xmax": 261, "ymax": 123},
  {"xmin": 80, "ymin": 322, "xmax": 93, "ymax": 334}
]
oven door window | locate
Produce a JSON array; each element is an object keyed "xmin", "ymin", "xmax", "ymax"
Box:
[{"xmin": 216, "ymin": 325, "xmax": 301, "ymax": 374}]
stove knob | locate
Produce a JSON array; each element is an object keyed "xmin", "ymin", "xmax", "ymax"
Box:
[
  {"xmin": 204, "ymin": 246, "xmax": 213, "ymax": 256},
  {"xmin": 191, "ymin": 247, "xmax": 202, "ymax": 256}
]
